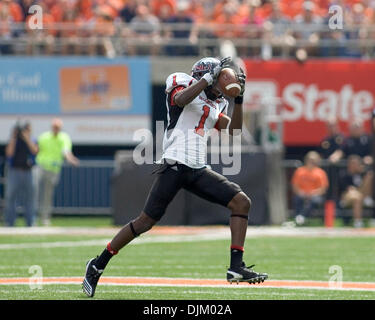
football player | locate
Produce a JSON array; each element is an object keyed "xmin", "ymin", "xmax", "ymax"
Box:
[{"xmin": 83, "ymin": 56, "xmax": 268, "ymax": 297}]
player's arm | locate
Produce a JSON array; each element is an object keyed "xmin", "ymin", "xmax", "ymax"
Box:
[
  {"xmin": 173, "ymin": 78, "xmax": 209, "ymax": 108},
  {"xmin": 228, "ymin": 68, "xmax": 246, "ymax": 136},
  {"xmin": 215, "ymin": 101, "xmax": 244, "ymax": 135},
  {"xmin": 174, "ymin": 57, "xmax": 231, "ymax": 107}
]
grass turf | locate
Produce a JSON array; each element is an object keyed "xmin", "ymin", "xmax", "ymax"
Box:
[{"xmin": 0, "ymin": 233, "xmax": 374, "ymax": 300}]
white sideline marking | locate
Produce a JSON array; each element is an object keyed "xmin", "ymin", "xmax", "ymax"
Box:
[
  {"xmin": 1, "ymin": 226, "xmax": 375, "ymax": 237},
  {"xmin": 0, "ymin": 233, "xmax": 230, "ymax": 250},
  {"xmin": 1, "ymin": 226, "xmax": 375, "ymax": 250}
]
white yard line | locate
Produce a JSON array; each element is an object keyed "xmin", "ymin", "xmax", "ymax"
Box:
[
  {"xmin": 0, "ymin": 226, "xmax": 374, "ymax": 250},
  {"xmin": 0, "ymin": 226, "xmax": 374, "ymax": 237},
  {"xmin": 0, "ymin": 233, "xmax": 231, "ymax": 250}
]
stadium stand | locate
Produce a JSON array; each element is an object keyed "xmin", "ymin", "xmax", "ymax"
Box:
[{"xmin": 0, "ymin": 0, "xmax": 374, "ymax": 58}]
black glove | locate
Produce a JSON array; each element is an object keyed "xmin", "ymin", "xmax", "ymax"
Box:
[
  {"xmin": 236, "ymin": 67, "xmax": 246, "ymax": 96},
  {"xmin": 219, "ymin": 56, "xmax": 232, "ymax": 69},
  {"xmin": 234, "ymin": 67, "xmax": 246, "ymax": 104},
  {"xmin": 203, "ymin": 56, "xmax": 232, "ymax": 85}
]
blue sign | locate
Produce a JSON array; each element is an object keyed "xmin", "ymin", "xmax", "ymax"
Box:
[{"xmin": 0, "ymin": 57, "xmax": 150, "ymax": 115}]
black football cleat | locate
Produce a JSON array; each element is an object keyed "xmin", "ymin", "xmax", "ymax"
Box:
[
  {"xmin": 227, "ymin": 262, "xmax": 268, "ymax": 284},
  {"xmin": 82, "ymin": 257, "xmax": 103, "ymax": 297}
]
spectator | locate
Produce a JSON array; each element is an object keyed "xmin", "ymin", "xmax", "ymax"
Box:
[
  {"xmin": 87, "ymin": 7, "xmax": 116, "ymax": 57},
  {"xmin": 36, "ymin": 118, "xmax": 79, "ymax": 226},
  {"xmin": 212, "ymin": 0, "xmax": 235, "ymax": 21},
  {"xmin": 319, "ymin": 117, "xmax": 345, "ymax": 200},
  {"xmin": 213, "ymin": 1, "xmax": 242, "ymax": 40},
  {"xmin": 265, "ymin": 0, "xmax": 292, "ymax": 58},
  {"xmin": 293, "ymin": 1, "xmax": 323, "ymax": 57},
  {"xmin": 164, "ymin": 1, "xmax": 198, "ymax": 56},
  {"xmin": 338, "ymin": 155, "xmax": 373, "ymax": 228},
  {"xmin": 362, "ymin": 4, "xmax": 375, "ymax": 58},
  {"xmin": 343, "ymin": 2, "xmax": 367, "ymax": 57},
  {"xmin": 0, "ymin": 0, "xmax": 23, "ymax": 22},
  {"xmin": 151, "ymin": 0, "xmax": 176, "ymax": 19},
  {"xmin": 319, "ymin": 117, "xmax": 345, "ymax": 160},
  {"xmin": 119, "ymin": 0, "xmax": 138, "ymax": 23},
  {"xmin": 291, "ymin": 151, "xmax": 329, "ymax": 225},
  {"xmin": 126, "ymin": 4, "xmax": 161, "ymax": 56},
  {"xmin": 320, "ymin": 1, "xmax": 346, "ymax": 57},
  {"xmin": 329, "ymin": 118, "xmax": 373, "ymax": 165},
  {"xmin": 238, "ymin": 1, "xmax": 264, "ymax": 57},
  {"xmin": 4, "ymin": 121, "xmax": 38, "ymax": 227},
  {"xmin": 24, "ymin": 1, "xmax": 56, "ymax": 55},
  {"xmin": 59, "ymin": 1, "xmax": 81, "ymax": 55},
  {"xmin": 0, "ymin": 0, "xmax": 20, "ymax": 55},
  {"xmin": 17, "ymin": 0, "xmax": 35, "ymax": 22},
  {"xmin": 193, "ymin": 1, "xmax": 218, "ymax": 56}
]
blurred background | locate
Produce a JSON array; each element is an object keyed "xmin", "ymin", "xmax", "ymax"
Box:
[{"xmin": 0, "ymin": 0, "xmax": 374, "ymax": 228}]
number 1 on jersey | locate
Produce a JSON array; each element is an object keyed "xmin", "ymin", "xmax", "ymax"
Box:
[{"xmin": 195, "ymin": 105, "xmax": 210, "ymax": 137}]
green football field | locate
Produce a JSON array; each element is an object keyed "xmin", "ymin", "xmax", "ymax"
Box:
[{"xmin": 0, "ymin": 218, "xmax": 375, "ymax": 300}]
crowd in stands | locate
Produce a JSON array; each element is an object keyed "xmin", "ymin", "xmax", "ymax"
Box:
[
  {"xmin": 291, "ymin": 117, "xmax": 375, "ymax": 228},
  {"xmin": 0, "ymin": 0, "xmax": 374, "ymax": 57}
]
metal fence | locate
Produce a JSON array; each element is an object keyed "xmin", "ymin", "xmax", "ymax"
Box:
[
  {"xmin": 0, "ymin": 159, "xmax": 115, "ymax": 217},
  {"xmin": 53, "ymin": 160, "xmax": 115, "ymax": 215},
  {"xmin": 1, "ymin": 22, "xmax": 374, "ymax": 58}
]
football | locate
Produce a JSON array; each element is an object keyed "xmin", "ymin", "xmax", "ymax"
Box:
[{"xmin": 217, "ymin": 68, "xmax": 241, "ymax": 98}]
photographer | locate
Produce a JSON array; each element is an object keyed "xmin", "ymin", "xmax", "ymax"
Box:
[{"xmin": 4, "ymin": 121, "xmax": 38, "ymax": 227}]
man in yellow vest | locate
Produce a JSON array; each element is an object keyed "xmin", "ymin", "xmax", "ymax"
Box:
[{"xmin": 36, "ymin": 118, "xmax": 79, "ymax": 226}]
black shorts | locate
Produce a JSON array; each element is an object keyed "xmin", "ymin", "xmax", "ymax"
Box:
[{"xmin": 143, "ymin": 162, "xmax": 243, "ymax": 221}]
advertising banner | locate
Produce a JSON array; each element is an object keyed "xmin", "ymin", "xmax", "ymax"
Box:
[
  {"xmin": 243, "ymin": 60, "xmax": 375, "ymax": 146},
  {"xmin": 0, "ymin": 57, "xmax": 150, "ymax": 145}
]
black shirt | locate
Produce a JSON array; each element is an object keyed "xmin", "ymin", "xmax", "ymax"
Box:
[
  {"xmin": 338, "ymin": 170, "xmax": 366, "ymax": 195},
  {"xmin": 319, "ymin": 134, "xmax": 345, "ymax": 159},
  {"xmin": 9, "ymin": 138, "xmax": 35, "ymax": 170},
  {"xmin": 341, "ymin": 135, "xmax": 372, "ymax": 158}
]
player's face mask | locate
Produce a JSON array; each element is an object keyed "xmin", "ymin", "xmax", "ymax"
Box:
[
  {"xmin": 205, "ymin": 85, "xmax": 222, "ymax": 101},
  {"xmin": 191, "ymin": 58, "xmax": 223, "ymax": 101}
]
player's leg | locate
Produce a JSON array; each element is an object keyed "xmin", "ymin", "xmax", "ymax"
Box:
[
  {"xmin": 104, "ymin": 164, "xmax": 184, "ymax": 258},
  {"xmin": 110, "ymin": 212, "xmax": 157, "ymax": 251},
  {"xmin": 185, "ymin": 167, "xmax": 267, "ymax": 284},
  {"xmin": 83, "ymin": 163, "xmax": 184, "ymax": 297},
  {"xmin": 227, "ymin": 191, "xmax": 251, "ymax": 266}
]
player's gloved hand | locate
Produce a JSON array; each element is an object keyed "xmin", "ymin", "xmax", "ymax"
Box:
[
  {"xmin": 219, "ymin": 56, "xmax": 232, "ymax": 69},
  {"xmin": 202, "ymin": 56, "xmax": 232, "ymax": 86},
  {"xmin": 235, "ymin": 68, "xmax": 246, "ymax": 104},
  {"xmin": 236, "ymin": 68, "xmax": 246, "ymax": 96}
]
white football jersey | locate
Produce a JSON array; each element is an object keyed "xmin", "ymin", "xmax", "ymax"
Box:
[{"xmin": 160, "ymin": 72, "xmax": 229, "ymax": 168}]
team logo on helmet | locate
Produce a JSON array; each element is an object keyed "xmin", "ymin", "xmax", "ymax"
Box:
[{"xmin": 191, "ymin": 57, "xmax": 220, "ymax": 80}]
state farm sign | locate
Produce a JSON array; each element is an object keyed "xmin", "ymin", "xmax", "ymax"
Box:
[{"xmin": 244, "ymin": 60, "xmax": 375, "ymax": 146}]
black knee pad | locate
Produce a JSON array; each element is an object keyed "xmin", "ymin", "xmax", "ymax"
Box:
[
  {"xmin": 129, "ymin": 221, "xmax": 139, "ymax": 237},
  {"xmin": 129, "ymin": 218, "xmax": 155, "ymax": 237},
  {"xmin": 230, "ymin": 214, "xmax": 249, "ymax": 221}
]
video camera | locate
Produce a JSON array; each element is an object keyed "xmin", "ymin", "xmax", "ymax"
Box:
[{"xmin": 14, "ymin": 121, "xmax": 29, "ymax": 139}]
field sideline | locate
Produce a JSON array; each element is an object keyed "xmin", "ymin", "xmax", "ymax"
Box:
[{"xmin": 1, "ymin": 225, "xmax": 375, "ymax": 300}]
